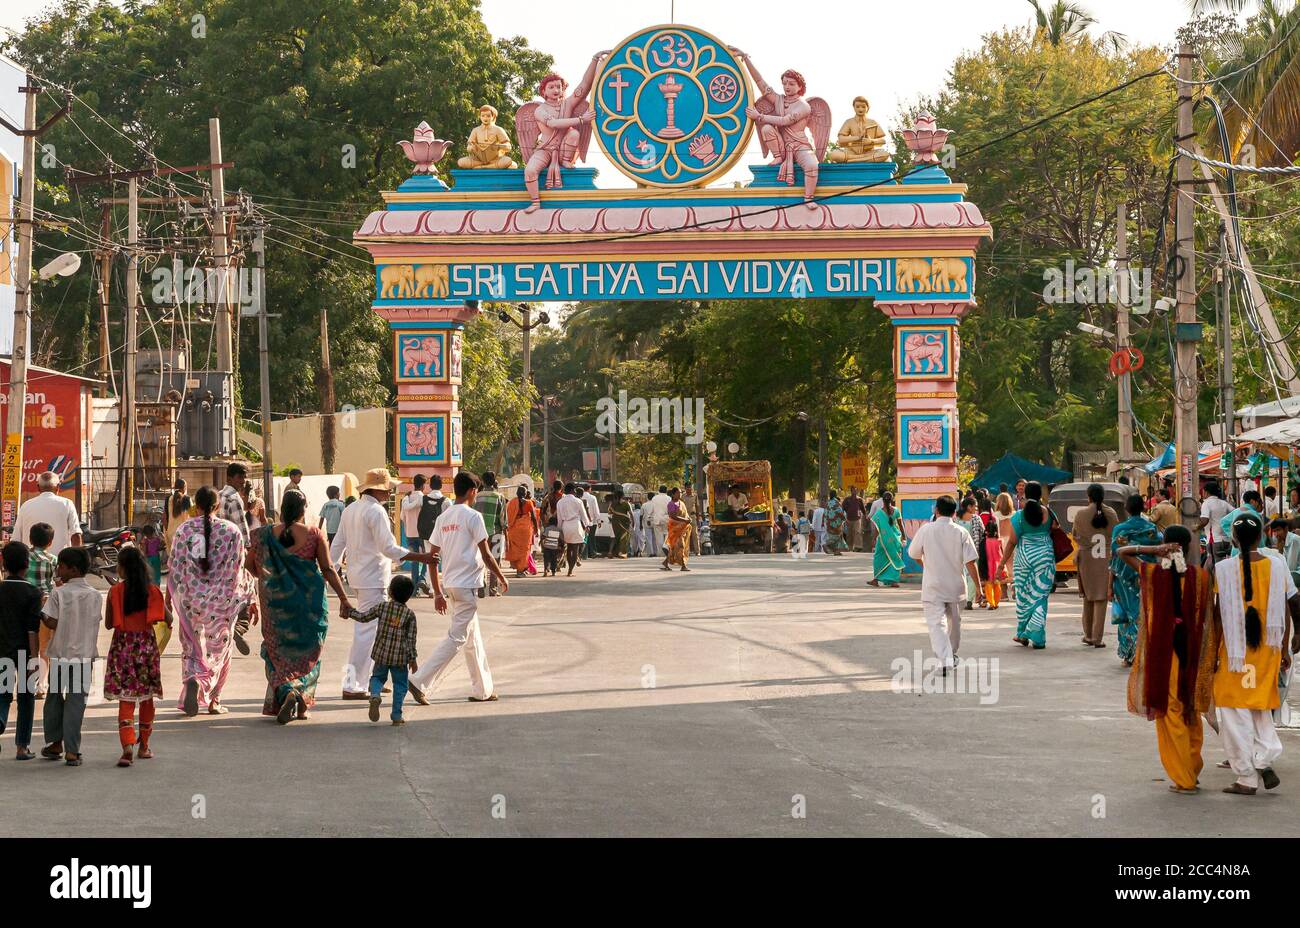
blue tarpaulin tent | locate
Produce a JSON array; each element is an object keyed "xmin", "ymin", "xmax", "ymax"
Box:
[{"xmin": 971, "ymin": 453, "xmax": 1073, "ymax": 491}]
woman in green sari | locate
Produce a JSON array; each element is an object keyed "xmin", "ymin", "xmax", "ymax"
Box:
[
  {"xmin": 247, "ymin": 490, "xmax": 352, "ymax": 724},
  {"xmin": 869, "ymin": 492, "xmax": 904, "ymax": 587},
  {"xmin": 824, "ymin": 492, "xmax": 847, "ymax": 555},
  {"xmin": 607, "ymin": 490, "xmax": 631, "ymax": 558},
  {"xmin": 997, "ymin": 481, "xmax": 1056, "ymax": 649}
]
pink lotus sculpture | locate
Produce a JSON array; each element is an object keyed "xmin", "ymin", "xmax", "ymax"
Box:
[
  {"xmin": 398, "ymin": 121, "xmax": 453, "ymax": 175},
  {"xmin": 901, "ymin": 113, "xmax": 951, "ymax": 166}
]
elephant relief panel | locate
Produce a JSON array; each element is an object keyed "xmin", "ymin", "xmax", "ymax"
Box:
[
  {"xmin": 394, "ymin": 331, "xmax": 446, "ymax": 383},
  {"xmin": 892, "ymin": 257, "xmax": 971, "ymax": 295},
  {"xmin": 450, "ymin": 415, "xmax": 463, "ymax": 463},
  {"xmin": 898, "ymin": 413, "xmax": 953, "ymax": 463},
  {"xmin": 396, "ymin": 414, "xmax": 448, "ymax": 465},
  {"xmin": 449, "ymin": 331, "xmax": 463, "ymax": 384},
  {"xmin": 377, "ymin": 263, "xmax": 450, "ymax": 301},
  {"xmin": 896, "ymin": 326, "xmax": 952, "ymax": 379}
]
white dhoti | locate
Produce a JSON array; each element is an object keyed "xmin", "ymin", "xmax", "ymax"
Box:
[
  {"xmin": 344, "ymin": 587, "xmax": 385, "ymax": 693},
  {"xmin": 409, "ymin": 587, "xmax": 493, "ymax": 700},
  {"xmin": 924, "ymin": 599, "xmax": 962, "ymax": 669},
  {"xmin": 1218, "ymin": 706, "xmax": 1284, "ymax": 789}
]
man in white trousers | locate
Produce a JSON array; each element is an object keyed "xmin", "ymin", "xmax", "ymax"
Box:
[
  {"xmin": 330, "ymin": 468, "xmax": 436, "ymax": 700},
  {"xmin": 411, "ymin": 471, "xmax": 510, "ymax": 702},
  {"xmin": 907, "ymin": 495, "xmax": 983, "ymax": 673}
]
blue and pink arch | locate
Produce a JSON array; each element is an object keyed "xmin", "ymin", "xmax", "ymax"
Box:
[{"xmin": 353, "ymin": 24, "xmax": 991, "ymax": 537}]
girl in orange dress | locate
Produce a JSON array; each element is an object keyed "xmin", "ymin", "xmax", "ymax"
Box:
[{"xmin": 104, "ymin": 545, "xmax": 169, "ymax": 767}]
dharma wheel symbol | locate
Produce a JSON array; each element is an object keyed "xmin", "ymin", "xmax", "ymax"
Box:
[{"xmin": 709, "ymin": 73, "xmax": 738, "ymax": 103}]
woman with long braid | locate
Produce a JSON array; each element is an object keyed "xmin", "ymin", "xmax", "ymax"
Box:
[
  {"xmin": 168, "ymin": 486, "xmax": 253, "ymax": 716},
  {"xmin": 1212, "ymin": 511, "xmax": 1296, "ymax": 795},
  {"xmin": 1119, "ymin": 525, "xmax": 1216, "ymax": 794}
]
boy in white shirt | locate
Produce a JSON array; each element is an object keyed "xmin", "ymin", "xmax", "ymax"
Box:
[
  {"xmin": 408, "ymin": 472, "xmax": 509, "ymax": 703},
  {"xmin": 40, "ymin": 548, "xmax": 103, "ymax": 766}
]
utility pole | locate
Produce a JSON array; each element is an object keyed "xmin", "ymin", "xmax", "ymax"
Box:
[
  {"xmin": 121, "ymin": 176, "xmax": 140, "ymax": 526},
  {"xmin": 607, "ymin": 378, "xmax": 617, "ymax": 483},
  {"xmin": 96, "ymin": 206, "xmax": 112, "ymax": 398},
  {"xmin": 520, "ymin": 304, "xmax": 531, "ymax": 475},
  {"xmin": 253, "ymin": 220, "xmax": 273, "ymax": 511},
  {"xmin": 208, "ymin": 118, "xmax": 235, "ymax": 450},
  {"xmin": 318, "ymin": 306, "xmax": 336, "ymax": 473},
  {"xmin": 1115, "ymin": 200, "xmax": 1134, "ymax": 481},
  {"xmin": 1217, "ymin": 221, "xmax": 1237, "ymax": 503},
  {"xmin": 0, "ymin": 81, "xmax": 69, "ymax": 534},
  {"xmin": 1174, "ymin": 44, "xmax": 1200, "ymax": 534}
]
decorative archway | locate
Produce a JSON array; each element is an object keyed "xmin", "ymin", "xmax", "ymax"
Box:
[{"xmin": 354, "ymin": 24, "xmax": 990, "ymax": 538}]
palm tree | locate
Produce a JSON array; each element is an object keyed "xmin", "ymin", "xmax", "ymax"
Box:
[
  {"xmin": 1194, "ymin": 0, "xmax": 1300, "ymax": 164},
  {"xmin": 1027, "ymin": 0, "xmax": 1127, "ymax": 51},
  {"xmin": 1028, "ymin": 0, "xmax": 1097, "ymax": 45}
]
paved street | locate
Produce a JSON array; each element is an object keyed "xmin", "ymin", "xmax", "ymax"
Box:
[{"xmin": 2, "ymin": 552, "xmax": 1297, "ymax": 837}]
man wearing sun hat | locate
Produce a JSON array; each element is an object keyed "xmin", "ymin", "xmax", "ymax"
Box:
[{"xmin": 330, "ymin": 468, "xmax": 438, "ymax": 701}]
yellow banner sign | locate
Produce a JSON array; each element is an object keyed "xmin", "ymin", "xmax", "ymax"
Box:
[{"xmin": 840, "ymin": 449, "xmax": 871, "ymax": 489}]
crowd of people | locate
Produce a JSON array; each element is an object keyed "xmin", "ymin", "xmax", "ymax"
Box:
[{"xmin": 0, "ymin": 462, "xmax": 518, "ymax": 766}]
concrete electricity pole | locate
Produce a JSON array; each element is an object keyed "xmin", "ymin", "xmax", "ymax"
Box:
[
  {"xmin": 520, "ymin": 304, "xmax": 531, "ymax": 475},
  {"xmin": 1115, "ymin": 201, "xmax": 1134, "ymax": 480},
  {"xmin": 208, "ymin": 118, "xmax": 236, "ymax": 451},
  {"xmin": 1217, "ymin": 221, "xmax": 1237, "ymax": 503},
  {"xmin": 1174, "ymin": 44, "xmax": 1200, "ymax": 533},
  {"xmin": 252, "ymin": 220, "xmax": 273, "ymax": 511},
  {"xmin": 122, "ymin": 176, "xmax": 140, "ymax": 525},
  {"xmin": 0, "ymin": 81, "xmax": 68, "ymax": 533}
]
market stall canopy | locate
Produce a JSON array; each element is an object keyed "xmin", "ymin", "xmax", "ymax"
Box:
[
  {"xmin": 971, "ymin": 453, "xmax": 1072, "ymax": 491},
  {"xmin": 1235, "ymin": 417, "xmax": 1300, "ymax": 460},
  {"xmin": 1236, "ymin": 395, "xmax": 1300, "ymax": 422}
]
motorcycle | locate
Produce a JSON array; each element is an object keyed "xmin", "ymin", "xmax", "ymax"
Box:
[{"xmin": 82, "ymin": 524, "xmax": 132, "ymax": 583}]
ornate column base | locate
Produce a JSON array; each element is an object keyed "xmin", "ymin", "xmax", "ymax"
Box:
[{"xmin": 876, "ymin": 301, "xmax": 974, "ymax": 574}]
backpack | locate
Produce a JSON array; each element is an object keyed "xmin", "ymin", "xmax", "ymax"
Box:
[
  {"xmin": 542, "ymin": 526, "xmax": 563, "ymax": 550},
  {"xmin": 416, "ymin": 494, "xmax": 447, "ymax": 540}
]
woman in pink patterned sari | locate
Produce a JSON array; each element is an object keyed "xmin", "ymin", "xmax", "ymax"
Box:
[{"xmin": 168, "ymin": 486, "xmax": 253, "ymax": 716}]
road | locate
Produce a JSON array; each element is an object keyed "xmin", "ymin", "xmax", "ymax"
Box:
[{"xmin": 2, "ymin": 551, "xmax": 1296, "ymax": 837}]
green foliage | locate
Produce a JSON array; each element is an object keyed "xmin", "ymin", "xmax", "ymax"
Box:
[
  {"xmin": 460, "ymin": 314, "xmax": 535, "ymax": 473},
  {"xmin": 4, "ymin": 0, "xmax": 551, "ymax": 415}
]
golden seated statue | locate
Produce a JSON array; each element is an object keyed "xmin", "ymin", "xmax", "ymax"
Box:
[
  {"xmin": 457, "ymin": 104, "xmax": 517, "ymax": 170},
  {"xmin": 826, "ymin": 96, "xmax": 890, "ymax": 163}
]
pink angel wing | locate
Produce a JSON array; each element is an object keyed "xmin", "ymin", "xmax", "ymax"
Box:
[
  {"xmin": 573, "ymin": 100, "xmax": 593, "ymax": 163},
  {"xmin": 754, "ymin": 96, "xmax": 776, "ymax": 159},
  {"xmin": 515, "ymin": 102, "xmax": 540, "ymax": 163},
  {"xmin": 808, "ymin": 97, "xmax": 833, "ymax": 161}
]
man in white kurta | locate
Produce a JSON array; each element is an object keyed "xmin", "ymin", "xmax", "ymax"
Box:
[
  {"xmin": 556, "ymin": 486, "xmax": 589, "ymax": 576},
  {"xmin": 908, "ymin": 496, "xmax": 983, "ymax": 670},
  {"xmin": 641, "ymin": 490, "xmax": 667, "ymax": 558},
  {"xmin": 330, "ymin": 472, "xmax": 410, "ymax": 698}
]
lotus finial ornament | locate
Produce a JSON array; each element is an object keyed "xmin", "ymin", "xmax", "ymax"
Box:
[
  {"xmin": 901, "ymin": 112, "xmax": 951, "ymax": 166},
  {"xmin": 399, "ymin": 121, "xmax": 453, "ymax": 175}
]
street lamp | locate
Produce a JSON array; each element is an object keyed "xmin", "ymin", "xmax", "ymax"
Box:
[{"xmin": 497, "ymin": 303, "xmax": 551, "ymax": 475}]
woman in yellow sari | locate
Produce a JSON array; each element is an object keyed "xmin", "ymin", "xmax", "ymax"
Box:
[
  {"xmin": 505, "ymin": 485, "xmax": 538, "ymax": 578},
  {"xmin": 661, "ymin": 488, "xmax": 693, "ymax": 573}
]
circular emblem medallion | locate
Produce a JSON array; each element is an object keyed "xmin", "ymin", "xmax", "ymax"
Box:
[{"xmin": 595, "ymin": 25, "xmax": 753, "ymax": 188}]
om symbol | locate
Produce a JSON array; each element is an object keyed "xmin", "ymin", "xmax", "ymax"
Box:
[{"xmin": 651, "ymin": 34, "xmax": 693, "ymax": 68}]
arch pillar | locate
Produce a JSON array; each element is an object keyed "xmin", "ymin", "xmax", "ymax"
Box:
[
  {"xmin": 875, "ymin": 300, "xmax": 974, "ymax": 557},
  {"xmin": 375, "ymin": 303, "xmax": 476, "ymax": 492}
]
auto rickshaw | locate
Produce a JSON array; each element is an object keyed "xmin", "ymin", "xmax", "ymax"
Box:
[{"xmin": 1046, "ymin": 481, "xmax": 1130, "ymax": 581}]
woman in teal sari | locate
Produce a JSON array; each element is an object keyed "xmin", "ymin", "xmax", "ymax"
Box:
[
  {"xmin": 998, "ymin": 481, "xmax": 1056, "ymax": 648},
  {"xmin": 869, "ymin": 492, "xmax": 904, "ymax": 586},
  {"xmin": 1109, "ymin": 493, "xmax": 1161, "ymax": 667},
  {"xmin": 247, "ymin": 490, "xmax": 352, "ymax": 723}
]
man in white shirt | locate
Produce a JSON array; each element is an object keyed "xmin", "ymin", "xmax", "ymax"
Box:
[
  {"xmin": 412, "ymin": 471, "xmax": 509, "ymax": 701},
  {"xmin": 399, "ymin": 474, "xmax": 429, "ymax": 594},
  {"xmin": 579, "ymin": 485, "xmax": 601, "ymax": 560},
  {"xmin": 810, "ymin": 501, "xmax": 827, "ymax": 553},
  {"xmin": 640, "ymin": 490, "xmax": 662, "ymax": 557},
  {"xmin": 1198, "ymin": 482, "xmax": 1234, "ymax": 563},
  {"xmin": 556, "ymin": 482, "xmax": 590, "ymax": 575},
  {"xmin": 907, "ymin": 496, "xmax": 983, "ymax": 672},
  {"xmin": 1264, "ymin": 486, "xmax": 1281, "ymax": 518},
  {"xmin": 12, "ymin": 472, "xmax": 81, "ymax": 553},
  {"xmin": 629, "ymin": 504, "xmax": 643, "ymax": 557},
  {"xmin": 330, "ymin": 468, "xmax": 434, "ymax": 699}
]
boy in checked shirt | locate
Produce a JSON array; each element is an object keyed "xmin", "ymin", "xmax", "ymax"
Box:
[{"xmin": 347, "ymin": 574, "xmax": 419, "ymax": 725}]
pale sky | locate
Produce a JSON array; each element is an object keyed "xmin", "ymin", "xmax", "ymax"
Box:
[{"xmin": 0, "ymin": 2, "xmax": 1223, "ymax": 186}]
